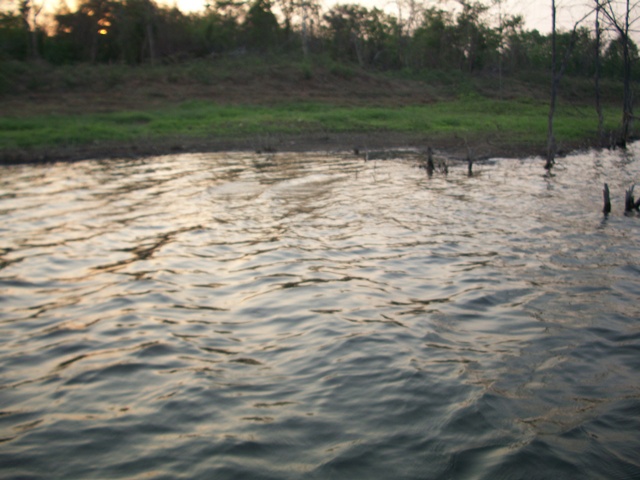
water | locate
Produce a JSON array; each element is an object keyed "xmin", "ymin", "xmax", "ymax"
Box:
[{"xmin": 1, "ymin": 146, "xmax": 639, "ymax": 479}]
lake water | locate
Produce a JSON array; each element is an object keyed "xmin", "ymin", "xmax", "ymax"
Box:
[{"xmin": 1, "ymin": 146, "xmax": 639, "ymax": 479}]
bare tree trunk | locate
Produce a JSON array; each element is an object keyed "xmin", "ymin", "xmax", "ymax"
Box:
[
  {"xmin": 143, "ymin": 1, "xmax": 157, "ymax": 65},
  {"xmin": 546, "ymin": 0, "xmax": 557, "ymax": 170},
  {"xmin": 621, "ymin": 0, "xmax": 633, "ymax": 146},
  {"xmin": 19, "ymin": 0, "xmax": 40, "ymax": 60},
  {"xmin": 301, "ymin": 4, "xmax": 309, "ymax": 59},
  {"xmin": 352, "ymin": 32, "xmax": 364, "ymax": 67},
  {"xmin": 547, "ymin": 1, "xmax": 588, "ymax": 169},
  {"xmin": 598, "ymin": 0, "xmax": 636, "ymax": 147},
  {"xmin": 91, "ymin": 32, "xmax": 98, "ymax": 63},
  {"xmin": 594, "ymin": 4, "xmax": 604, "ymax": 143},
  {"xmin": 497, "ymin": 0, "xmax": 504, "ymax": 99},
  {"xmin": 147, "ymin": 21, "xmax": 156, "ymax": 65}
]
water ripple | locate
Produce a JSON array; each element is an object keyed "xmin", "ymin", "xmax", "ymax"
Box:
[{"xmin": 1, "ymin": 148, "xmax": 640, "ymax": 478}]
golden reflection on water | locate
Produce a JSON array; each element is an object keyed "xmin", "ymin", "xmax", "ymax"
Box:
[{"xmin": 0, "ymin": 148, "xmax": 640, "ymax": 478}]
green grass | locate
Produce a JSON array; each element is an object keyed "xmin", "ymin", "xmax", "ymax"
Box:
[
  {"xmin": 0, "ymin": 96, "xmax": 622, "ymax": 153},
  {"xmin": 0, "ymin": 57, "xmax": 628, "ymax": 159}
]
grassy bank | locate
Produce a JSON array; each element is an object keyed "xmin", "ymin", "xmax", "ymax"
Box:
[
  {"xmin": 0, "ymin": 59, "xmax": 628, "ymax": 163},
  {"xmin": 0, "ymin": 98, "xmax": 622, "ymax": 150}
]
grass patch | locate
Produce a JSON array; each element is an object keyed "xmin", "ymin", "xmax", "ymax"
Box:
[
  {"xmin": 0, "ymin": 58, "xmax": 630, "ymax": 163},
  {"xmin": 0, "ymin": 96, "xmax": 621, "ymax": 153}
]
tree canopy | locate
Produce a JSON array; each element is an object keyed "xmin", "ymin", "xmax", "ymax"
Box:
[{"xmin": 0, "ymin": 0, "xmax": 636, "ymax": 81}]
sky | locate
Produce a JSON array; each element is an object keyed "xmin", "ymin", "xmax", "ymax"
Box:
[
  {"xmin": 7, "ymin": 0, "xmax": 596, "ymax": 35},
  {"xmin": 166, "ymin": 0, "xmax": 594, "ymax": 34}
]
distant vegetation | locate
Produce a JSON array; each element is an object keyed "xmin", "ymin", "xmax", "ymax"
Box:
[
  {"xmin": 0, "ymin": 0, "xmax": 637, "ymax": 161},
  {"xmin": 1, "ymin": 0, "xmax": 636, "ymax": 79}
]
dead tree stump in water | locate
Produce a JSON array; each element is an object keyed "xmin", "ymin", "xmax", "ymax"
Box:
[
  {"xmin": 602, "ymin": 184, "xmax": 640, "ymax": 214},
  {"xmin": 603, "ymin": 183, "xmax": 611, "ymax": 214},
  {"xmin": 625, "ymin": 185, "xmax": 634, "ymax": 212},
  {"xmin": 422, "ymin": 147, "xmax": 434, "ymax": 176},
  {"xmin": 624, "ymin": 184, "xmax": 640, "ymax": 213},
  {"xmin": 419, "ymin": 148, "xmax": 449, "ymax": 176}
]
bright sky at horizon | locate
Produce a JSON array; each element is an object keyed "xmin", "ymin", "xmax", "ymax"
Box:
[
  {"xmin": 15, "ymin": 0, "xmax": 597, "ymax": 35},
  {"xmin": 167, "ymin": 0, "xmax": 591, "ymax": 34}
]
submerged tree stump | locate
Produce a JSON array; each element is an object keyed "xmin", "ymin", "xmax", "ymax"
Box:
[
  {"xmin": 624, "ymin": 184, "xmax": 640, "ymax": 213},
  {"xmin": 603, "ymin": 183, "xmax": 611, "ymax": 214},
  {"xmin": 426, "ymin": 147, "xmax": 434, "ymax": 176}
]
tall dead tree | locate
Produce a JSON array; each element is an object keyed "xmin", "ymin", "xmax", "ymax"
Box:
[
  {"xmin": 595, "ymin": 2, "xmax": 605, "ymax": 142},
  {"xmin": 546, "ymin": 2, "xmax": 593, "ymax": 170},
  {"xmin": 493, "ymin": 0, "xmax": 505, "ymax": 99},
  {"xmin": 18, "ymin": 0, "xmax": 43, "ymax": 59},
  {"xmin": 546, "ymin": 0, "xmax": 558, "ymax": 170},
  {"xmin": 276, "ymin": 0, "xmax": 320, "ymax": 59},
  {"xmin": 597, "ymin": 0, "xmax": 637, "ymax": 147},
  {"xmin": 144, "ymin": 0, "xmax": 157, "ymax": 65}
]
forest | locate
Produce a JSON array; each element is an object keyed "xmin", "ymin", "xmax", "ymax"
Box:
[{"xmin": 0, "ymin": 0, "xmax": 637, "ymax": 79}]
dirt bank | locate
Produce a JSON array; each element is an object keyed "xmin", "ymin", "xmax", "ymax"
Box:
[
  {"xmin": 0, "ymin": 62, "xmax": 598, "ymax": 165},
  {"xmin": 1, "ymin": 129, "xmax": 588, "ymax": 166}
]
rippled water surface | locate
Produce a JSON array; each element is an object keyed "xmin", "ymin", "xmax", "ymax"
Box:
[{"xmin": 1, "ymin": 147, "xmax": 640, "ymax": 479}]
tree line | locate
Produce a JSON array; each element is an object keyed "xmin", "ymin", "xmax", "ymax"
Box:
[{"xmin": 0, "ymin": 0, "xmax": 636, "ymax": 81}]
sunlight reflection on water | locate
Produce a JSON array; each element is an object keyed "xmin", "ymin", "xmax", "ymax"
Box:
[{"xmin": 1, "ymin": 147, "xmax": 640, "ymax": 479}]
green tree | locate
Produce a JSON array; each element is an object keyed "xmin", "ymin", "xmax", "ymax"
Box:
[
  {"xmin": 453, "ymin": 1, "xmax": 493, "ymax": 72},
  {"xmin": 323, "ymin": 4, "xmax": 397, "ymax": 67},
  {"xmin": 243, "ymin": 0, "xmax": 280, "ymax": 52},
  {"xmin": 55, "ymin": 0, "xmax": 117, "ymax": 63},
  {"xmin": 201, "ymin": 0, "xmax": 246, "ymax": 54},
  {"xmin": 0, "ymin": 10, "xmax": 28, "ymax": 59},
  {"xmin": 411, "ymin": 8, "xmax": 456, "ymax": 70},
  {"xmin": 275, "ymin": 0, "xmax": 321, "ymax": 57},
  {"xmin": 115, "ymin": 0, "xmax": 159, "ymax": 64},
  {"xmin": 323, "ymin": 4, "xmax": 367, "ymax": 65}
]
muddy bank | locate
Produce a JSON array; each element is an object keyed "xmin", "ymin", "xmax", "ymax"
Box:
[
  {"xmin": 0, "ymin": 130, "xmax": 591, "ymax": 166},
  {"xmin": 0, "ymin": 61, "xmax": 611, "ymax": 166}
]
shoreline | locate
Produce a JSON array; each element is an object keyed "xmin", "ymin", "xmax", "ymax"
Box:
[
  {"xmin": 0, "ymin": 60, "xmax": 624, "ymax": 166},
  {"xmin": 0, "ymin": 131, "xmax": 591, "ymax": 166}
]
